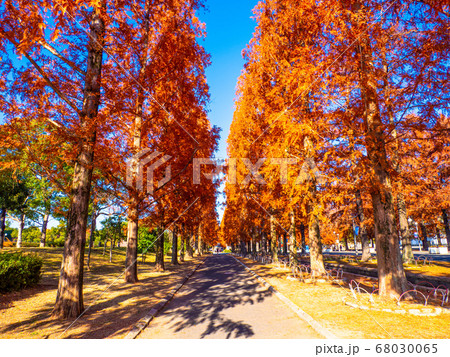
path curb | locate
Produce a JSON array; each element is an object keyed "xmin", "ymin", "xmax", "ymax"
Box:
[
  {"xmin": 124, "ymin": 257, "xmax": 207, "ymax": 339},
  {"xmin": 231, "ymin": 255, "xmax": 337, "ymax": 339}
]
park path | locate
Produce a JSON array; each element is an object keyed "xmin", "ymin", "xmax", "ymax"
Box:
[{"xmin": 138, "ymin": 254, "xmax": 322, "ymax": 339}]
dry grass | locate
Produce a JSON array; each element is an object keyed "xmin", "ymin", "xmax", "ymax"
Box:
[
  {"xmin": 237, "ymin": 257, "xmax": 450, "ymax": 339},
  {"xmin": 323, "ymin": 255, "xmax": 450, "ymax": 278},
  {"xmin": 0, "ymin": 247, "xmax": 203, "ymax": 339}
]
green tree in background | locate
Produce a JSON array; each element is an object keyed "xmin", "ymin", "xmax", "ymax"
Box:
[{"xmin": 0, "ymin": 170, "xmax": 30, "ymax": 249}]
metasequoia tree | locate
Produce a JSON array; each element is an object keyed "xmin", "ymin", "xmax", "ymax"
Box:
[
  {"xmin": 224, "ymin": 0, "xmax": 448, "ymax": 298},
  {"xmin": 0, "ymin": 0, "xmax": 108, "ymax": 317},
  {"xmin": 63, "ymin": 0, "xmax": 218, "ymax": 280}
]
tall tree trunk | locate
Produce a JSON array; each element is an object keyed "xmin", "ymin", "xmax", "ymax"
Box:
[
  {"xmin": 398, "ymin": 194, "xmax": 413, "ymax": 263},
  {"xmin": 16, "ymin": 212, "xmax": 25, "ymax": 248},
  {"xmin": 171, "ymin": 226, "xmax": 178, "ymax": 264},
  {"xmin": 194, "ymin": 232, "xmax": 198, "ymax": 254},
  {"xmin": 52, "ymin": 5, "xmax": 105, "ymax": 319},
  {"xmin": 179, "ymin": 226, "xmax": 185, "ymax": 263},
  {"xmin": 443, "ymin": 209, "xmax": 450, "ymax": 248},
  {"xmin": 351, "ymin": 1, "xmax": 407, "ymax": 298},
  {"xmin": 420, "ymin": 223, "xmax": 429, "ymax": 251},
  {"xmin": 381, "ymin": 52, "xmax": 413, "ymax": 264},
  {"xmin": 306, "ymin": 154, "xmax": 326, "ymax": 275},
  {"xmin": 355, "ymin": 190, "xmax": 370, "ymax": 261},
  {"xmin": 436, "ymin": 227, "xmax": 442, "ymax": 245},
  {"xmin": 344, "ymin": 234, "xmax": 349, "ymax": 251},
  {"xmin": 40, "ymin": 213, "xmax": 49, "ymax": 248},
  {"xmin": 186, "ymin": 230, "xmax": 194, "ymax": 258},
  {"xmin": 261, "ymin": 232, "xmax": 266, "ymax": 254},
  {"xmin": 270, "ymin": 215, "xmax": 278, "ymax": 263},
  {"xmin": 155, "ymin": 227, "xmax": 165, "ymax": 271},
  {"xmin": 299, "ymin": 222, "xmax": 306, "ymax": 254},
  {"xmin": 0, "ymin": 207, "xmax": 5, "ymax": 249},
  {"xmin": 300, "ymin": 135, "xmax": 325, "ymax": 274},
  {"xmin": 288, "ymin": 210, "xmax": 298, "ymax": 269},
  {"xmin": 125, "ymin": 201, "xmax": 139, "ymax": 282},
  {"xmin": 198, "ymin": 224, "xmax": 203, "ymax": 256},
  {"xmin": 109, "ymin": 239, "xmax": 113, "ymax": 263},
  {"xmin": 125, "ymin": 0, "xmax": 153, "ymax": 283},
  {"xmin": 308, "ymin": 206, "xmax": 326, "ymax": 275},
  {"xmin": 86, "ymin": 210, "xmax": 97, "ymax": 270}
]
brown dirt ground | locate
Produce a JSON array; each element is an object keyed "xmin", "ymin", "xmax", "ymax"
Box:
[
  {"xmin": 0, "ymin": 247, "xmax": 203, "ymax": 339},
  {"xmin": 236, "ymin": 256, "xmax": 450, "ymax": 339}
]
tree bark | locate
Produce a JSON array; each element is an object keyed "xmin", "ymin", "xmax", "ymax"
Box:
[
  {"xmin": 381, "ymin": 51, "xmax": 413, "ymax": 265},
  {"xmin": 261, "ymin": 232, "xmax": 266, "ymax": 254},
  {"xmin": 198, "ymin": 224, "xmax": 203, "ymax": 256},
  {"xmin": 171, "ymin": 227, "xmax": 178, "ymax": 264},
  {"xmin": 355, "ymin": 190, "xmax": 370, "ymax": 261},
  {"xmin": 240, "ymin": 239, "xmax": 246, "ymax": 255},
  {"xmin": 308, "ymin": 208, "xmax": 326, "ymax": 275},
  {"xmin": 109, "ymin": 239, "xmax": 113, "ymax": 263},
  {"xmin": 344, "ymin": 233, "xmax": 349, "ymax": 251},
  {"xmin": 86, "ymin": 210, "xmax": 97, "ymax": 270},
  {"xmin": 307, "ymin": 178, "xmax": 325, "ymax": 274},
  {"xmin": 125, "ymin": 201, "xmax": 139, "ymax": 282},
  {"xmin": 0, "ymin": 207, "xmax": 6, "ymax": 249},
  {"xmin": 299, "ymin": 222, "xmax": 306, "ymax": 254},
  {"xmin": 186, "ymin": 230, "xmax": 194, "ymax": 258},
  {"xmin": 52, "ymin": 5, "xmax": 105, "ymax": 319},
  {"xmin": 179, "ymin": 226, "xmax": 185, "ymax": 263},
  {"xmin": 398, "ymin": 194, "xmax": 413, "ymax": 262},
  {"xmin": 443, "ymin": 209, "xmax": 450, "ymax": 248},
  {"xmin": 16, "ymin": 212, "xmax": 25, "ymax": 248},
  {"xmin": 270, "ymin": 215, "xmax": 278, "ymax": 263},
  {"xmin": 155, "ymin": 227, "xmax": 165, "ymax": 271},
  {"xmin": 352, "ymin": 1, "xmax": 408, "ymax": 298},
  {"xmin": 420, "ymin": 223, "xmax": 429, "ymax": 251},
  {"xmin": 436, "ymin": 227, "xmax": 441, "ymax": 245},
  {"xmin": 40, "ymin": 213, "xmax": 49, "ymax": 248},
  {"xmin": 288, "ymin": 209, "xmax": 298, "ymax": 269}
]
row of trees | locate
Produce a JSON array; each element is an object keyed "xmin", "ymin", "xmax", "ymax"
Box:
[
  {"xmin": 1, "ymin": 0, "xmax": 220, "ymax": 319},
  {"xmin": 222, "ymin": 0, "xmax": 449, "ymax": 299},
  {"xmin": 0, "ymin": 169, "xmax": 63, "ymax": 248}
]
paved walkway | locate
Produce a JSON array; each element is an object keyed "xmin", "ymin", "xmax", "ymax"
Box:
[{"xmin": 138, "ymin": 254, "xmax": 321, "ymax": 339}]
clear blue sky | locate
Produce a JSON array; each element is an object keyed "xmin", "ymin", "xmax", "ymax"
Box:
[
  {"xmin": 199, "ymin": 0, "xmax": 259, "ymax": 159},
  {"xmin": 198, "ymin": 0, "xmax": 259, "ymax": 221}
]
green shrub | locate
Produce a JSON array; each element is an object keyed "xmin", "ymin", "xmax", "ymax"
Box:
[
  {"xmin": 20, "ymin": 242, "xmax": 40, "ymax": 248},
  {"xmin": 0, "ymin": 252, "xmax": 43, "ymax": 293},
  {"xmin": 48, "ymin": 238, "xmax": 65, "ymax": 247}
]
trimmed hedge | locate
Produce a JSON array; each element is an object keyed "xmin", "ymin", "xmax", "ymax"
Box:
[{"xmin": 0, "ymin": 252, "xmax": 43, "ymax": 293}]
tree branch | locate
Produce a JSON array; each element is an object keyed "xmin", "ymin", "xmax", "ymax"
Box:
[
  {"xmin": 3, "ymin": 34, "xmax": 81, "ymax": 116},
  {"xmin": 38, "ymin": 40, "xmax": 86, "ymax": 76}
]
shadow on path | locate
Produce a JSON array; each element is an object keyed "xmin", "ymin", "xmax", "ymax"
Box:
[{"xmin": 149, "ymin": 255, "xmax": 273, "ymax": 338}]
